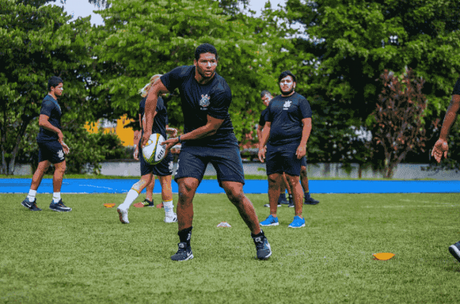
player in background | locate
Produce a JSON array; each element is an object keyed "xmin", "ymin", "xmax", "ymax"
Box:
[
  {"xmin": 258, "ymin": 90, "xmax": 319, "ymax": 208},
  {"xmin": 258, "ymin": 71, "xmax": 312, "ymax": 228},
  {"xmin": 431, "ymin": 76, "xmax": 460, "ymax": 263},
  {"xmin": 117, "ymin": 74, "xmax": 177, "ymax": 224},
  {"xmin": 21, "ymin": 76, "xmax": 71, "ymax": 212},
  {"xmin": 143, "ymin": 43, "xmax": 272, "ymax": 261}
]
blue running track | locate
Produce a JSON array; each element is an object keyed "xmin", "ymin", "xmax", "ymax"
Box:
[{"xmin": 0, "ymin": 178, "xmax": 459, "ymax": 194}]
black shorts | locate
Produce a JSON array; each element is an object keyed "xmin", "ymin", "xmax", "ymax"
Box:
[
  {"xmin": 139, "ymin": 145, "xmax": 174, "ymax": 177},
  {"xmin": 266, "ymin": 142, "xmax": 302, "ymax": 176},
  {"xmin": 38, "ymin": 141, "xmax": 65, "ymax": 164},
  {"xmin": 174, "ymin": 143, "xmax": 245, "ymax": 186}
]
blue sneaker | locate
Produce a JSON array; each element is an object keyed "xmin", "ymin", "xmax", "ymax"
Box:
[
  {"xmin": 288, "ymin": 216, "xmax": 305, "ymax": 228},
  {"xmin": 260, "ymin": 215, "xmax": 279, "ymax": 226},
  {"xmin": 49, "ymin": 199, "xmax": 72, "ymax": 212},
  {"xmin": 252, "ymin": 231, "xmax": 272, "ymax": 260},
  {"xmin": 21, "ymin": 198, "xmax": 41, "ymax": 211},
  {"xmin": 449, "ymin": 241, "xmax": 460, "ymax": 263}
]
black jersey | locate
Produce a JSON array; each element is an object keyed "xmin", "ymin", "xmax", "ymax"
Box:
[
  {"xmin": 160, "ymin": 65, "xmax": 234, "ymax": 147},
  {"xmin": 266, "ymin": 92, "xmax": 312, "ymax": 146},
  {"xmin": 139, "ymin": 96, "xmax": 167, "ymax": 139},
  {"xmin": 37, "ymin": 94, "xmax": 62, "ymax": 143},
  {"xmin": 258, "ymin": 107, "xmax": 270, "ymax": 127},
  {"xmin": 452, "ymin": 77, "xmax": 460, "ymax": 95}
]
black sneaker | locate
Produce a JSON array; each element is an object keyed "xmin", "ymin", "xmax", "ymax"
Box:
[
  {"xmin": 252, "ymin": 231, "xmax": 272, "ymax": 260},
  {"xmin": 279, "ymin": 199, "xmax": 289, "ymax": 205},
  {"xmin": 21, "ymin": 198, "xmax": 42, "ymax": 211},
  {"xmin": 171, "ymin": 242, "xmax": 193, "ymax": 261},
  {"xmin": 304, "ymin": 197, "xmax": 320, "ymax": 205},
  {"xmin": 49, "ymin": 199, "xmax": 72, "ymax": 212},
  {"xmin": 143, "ymin": 199, "xmax": 154, "ymax": 207},
  {"xmin": 449, "ymin": 241, "xmax": 460, "ymax": 263}
]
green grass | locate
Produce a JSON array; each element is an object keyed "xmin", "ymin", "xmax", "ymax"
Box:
[{"xmin": 1, "ymin": 193, "xmax": 460, "ymax": 303}]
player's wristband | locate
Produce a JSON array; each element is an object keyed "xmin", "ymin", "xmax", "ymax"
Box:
[{"xmin": 178, "ymin": 136, "xmax": 182, "ymax": 143}]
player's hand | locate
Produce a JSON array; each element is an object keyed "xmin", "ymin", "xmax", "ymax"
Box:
[
  {"xmin": 162, "ymin": 137, "xmax": 179, "ymax": 157},
  {"xmin": 296, "ymin": 145, "xmax": 306, "ymax": 159},
  {"xmin": 258, "ymin": 147, "xmax": 266, "ymax": 163},
  {"xmin": 133, "ymin": 146, "xmax": 139, "ymax": 160},
  {"xmin": 167, "ymin": 128, "xmax": 178, "ymax": 137},
  {"xmin": 142, "ymin": 130, "xmax": 152, "ymax": 147},
  {"xmin": 61, "ymin": 142, "xmax": 70, "ymax": 154},
  {"xmin": 431, "ymin": 138, "xmax": 448, "ymax": 163}
]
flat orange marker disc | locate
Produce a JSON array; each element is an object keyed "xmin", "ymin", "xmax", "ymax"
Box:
[
  {"xmin": 103, "ymin": 203, "xmax": 116, "ymax": 208},
  {"xmin": 133, "ymin": 202, "xmax": 144, "ymax": 208},
  {"xmin": 373, "ymin": 253, "xmax": 395, "ymax": 261}
]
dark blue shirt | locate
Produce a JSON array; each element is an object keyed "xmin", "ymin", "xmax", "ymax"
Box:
[
  {"xmin": 258, "ymin": 107, "xmax": 270, "ymax": 127},
  {"xmin": 266, "ymin": 92, "xmax": 312, "ymax": 146},
  {"xmin": 160, "ymin": 65, "xmax": 234, "ymax": 147},
  {"xmin": 452, "ymin": 77, "xmax": 460, "ymax": 95},
  {"xmin": 37, "ymin": 95, "xmax": 62, "ymax": 142},
  {"xmin": 139, "ymin": 96, "xmax": 167, "ymax": 139}
]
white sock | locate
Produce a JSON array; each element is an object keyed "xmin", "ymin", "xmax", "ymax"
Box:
[
  {"xmin": 163, "ymin": 200, "xmax": 174, "ymax": 216},
  {"xmin": 27, "ymin": 189, "xmax": 37, "ymax": 201},
  {"xmin": 53, "ymin": 192, "xmax": 61, "ymax": 203},
  {"xmin": 119, "ymin": 189, "xmax": 139, "ymax": 210}
]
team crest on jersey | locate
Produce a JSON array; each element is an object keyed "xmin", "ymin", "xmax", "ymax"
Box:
[
  {"xmin": 283, "ymin": 100, "xmax": 292, "ymax": 110},
  {"xmin": 57, "ymin": 149, "xmax": 64, "ymax": 160},
  {"xmin": 199, "ymin": 94, "xmax": 210, "ymax": 108}
]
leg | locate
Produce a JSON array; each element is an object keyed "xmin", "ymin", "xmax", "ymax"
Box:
[
  {"xmin": 285, "ymin": 173, "xmax": 303, "ymax": 217},
  {"xmin": 117, "ymin": 173, "xmax": 153, "ymax": 223},
  {"xmin": 159, "ymin": 175, "xmax": 177, "ymax": 223},
  {"xmin": 222, "ymin": 181, "xmax": 261, "ymax": 234},
  {"xmin": 176, "ymin": 177, "xmax": 199, "ymax": 231},
  {"xmin": 146, "ymin": 175, "xmax": 155, "ymax": 202},
  {"xmin": 30, "ymin": 160, "xmax": 50, "ymax": 191},
  {"xmin": 267, "ymin": 173, "xmax": 282, "ymax": 216},
  {"xmin": 52, "ymin": 160, "xmax": 66, "ymax": 193},
  {"xmin": 301, "ymin": 165, "xmax": 319, "ymax": 205}
]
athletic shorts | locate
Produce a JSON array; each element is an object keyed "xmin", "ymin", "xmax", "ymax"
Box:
[
  {"xmin": 265, "ymin": 142, "xmax": 302, "ymax": 176},
  {"xmin": 38, "ymin": 140, "xmax": 65, "ymax": 164},
  {"xmin": 139, "ymin": 144, "xmax": 174, "ymax": 176},
  {"xmin": 174, "ymin": 144, "xmax": 245, "ymax": 186},
  {"xmin": 301, "ymin": 155, "xmax": 307, "ymax": 167}
]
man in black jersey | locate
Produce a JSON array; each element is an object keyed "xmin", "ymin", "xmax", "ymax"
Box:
[
  {"xmin": 142, "ymin": 43, "xmax": 271, "ymax": 261},
  {"xmin": 258, "ymin": 71, "xmax": 312, "ymax": 228},
  {"xmin": 431, "ymin": 76, "xmax": 460, "ymax": 263},
  {"xmin": 21, "ymin": 76, "xmax": 71, "ymax": 212}
]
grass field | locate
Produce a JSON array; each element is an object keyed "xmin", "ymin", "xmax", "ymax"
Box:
[{"xmin": 1, "ymin": 192, "xmax": 460, "ymax": 303}]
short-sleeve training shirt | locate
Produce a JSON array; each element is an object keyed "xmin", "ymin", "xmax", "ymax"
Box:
[
  {"xmin": 258, "ymin": 107, "xmax": 270, "ymax": 127},
  {"xmin": 37, "ymin": 95, "xmax": 62, "ymax": 142},
  {"xmin": 266, "ymin": 92, "xmax": 312, "ymax": 146},
  {"xmin": 160, "ymin": 65, "xmax": 234, "ymax": 146},
  {"xmin": 139, "ymin": 96, "xmax": 167, "ymax": 139},
  {"xmin": 452, "ymin": 77, "xmax": 460, "ymax": 95}
]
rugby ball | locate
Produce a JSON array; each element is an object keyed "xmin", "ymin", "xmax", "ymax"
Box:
[{"xmin": 142, "ymin": 133, "xmax": 166, "ymax": 165}]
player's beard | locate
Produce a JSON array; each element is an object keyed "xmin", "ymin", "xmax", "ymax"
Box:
[
  {"xmin": 280, "ymin": 85, "xmax": 295, "ymax": 96},
  {"xmin": 197, "ymin": 66, "xmax": 215, "ymax": 80}
]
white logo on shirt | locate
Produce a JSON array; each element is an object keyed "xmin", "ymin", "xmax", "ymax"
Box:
[
  {"xmin": 199, "ymin": 94, "xmax": 210, "ymax": 109},
  {"xmin": 283, "ymin": 100, "xmax": 292, "ymax": 110}
]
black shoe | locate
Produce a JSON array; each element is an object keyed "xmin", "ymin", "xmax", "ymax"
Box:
[
  {"xmin": 49, "ymin": 199, "xmax": 72, "ymax": 212},
  {"xmin": 279, "ymin": 199, "xmax": 289, "ymax": 205},
  {"xmin": 252, "ymin": 231, "xmax": 272, "ymax": 260},
  {"xmin": 171, "ymin": 242, "xmax": 193, "ymax": 261},
  {"xmin": 449, "ymin": 241, "xmax": 460, "ymax": 263},
  {"xmin": 143, "ymin": 199, "xmax": 154, "ymax": 207},
  {"xmin": 304, "ymin": 197, "xmax": 320, "ymax": 205},
  {"xmin": 22, "ymin": 198, "xmax": 42, "ymax": 211}
]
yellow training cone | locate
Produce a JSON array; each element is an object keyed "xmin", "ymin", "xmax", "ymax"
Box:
[{"xmin": 373, "ymin": 253, "xmax": 395, "ymax": 261}]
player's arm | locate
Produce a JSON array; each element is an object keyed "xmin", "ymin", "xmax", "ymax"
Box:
[
  {"xmin": 133, "ymin": 130, "xmax": 140, "ymax": 160},
  {"xmin": 162, "ymin": 115, "xmax": 224, "ymax": 151},
  {"xmin": 432, "ymin": 94, "xmax": 460, "ymax": 162},
  {"xmin": 258, "ymin": 121, "xmax": 271, "ymax": 163},
  {"xmin": 166, "ymin": 125, "xmax": 178, "ymax": 137},
  {"xmin": 143, "ymin": 80, "xmax": 169, "ymax": 146},
  {"xmin": 297, "ymin": 117, "xmax": 312, "ymax": 159},
  {"xmin": 38, "ymin": 114, "xmax": 69, "ymax": 154}
]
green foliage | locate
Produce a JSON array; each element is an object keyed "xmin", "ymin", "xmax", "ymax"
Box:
[
  {"xmin": 282, "ymin": 0, "xmax": 460, "ymax": 166},
  {"xmin": 0, "ymin": 0, "xmax": 94, "ymax": 174},
  {"xmin": 93, "ymin": 0, "xmax": 283, "ymax": 142}
]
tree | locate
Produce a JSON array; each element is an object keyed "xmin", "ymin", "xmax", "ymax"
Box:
[
  {"xmin": 0, "ymin": 0, "xmax": 94, "ymax": 174},
  {"xmin": 281, "ymin": 0, "xmax": 460, "ymax": 166},
  {"xmin": 93, "ymin": 0, "xmax": 285, "ymax": 143},
  {"xmin": 369, "ymin": 69, "xmax": 431, "ymax": 178}
]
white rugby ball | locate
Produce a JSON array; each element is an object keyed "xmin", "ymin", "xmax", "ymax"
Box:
[{"xmin": 142, "ymin": 133, "xmax": 166, "ymax": 165}]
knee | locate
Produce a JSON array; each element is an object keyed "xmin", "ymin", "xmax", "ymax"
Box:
[{"xmin": 225, "ymin": 188, "xmax": 244, "ymax": 204}]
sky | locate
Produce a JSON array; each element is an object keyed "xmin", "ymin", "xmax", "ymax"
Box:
[{"xmin": 52, "ymin": 0, "xmax": 287, "ymax": 25}]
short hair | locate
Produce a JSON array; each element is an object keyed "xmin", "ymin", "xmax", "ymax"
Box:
[
  {"xmin": 195, "ymin": 43, "xmax": 218, "ymax": 61},
  {"xmin": 48, "ymin": 76, "xmax": 63, "ymax": 91},
  {"xmin": 278, "ymin": 71, "xmax": 297, "ymax": 83},
  {"xmin": 260, "ymin": 90, "xmax": 272, "ymax": 98}
]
